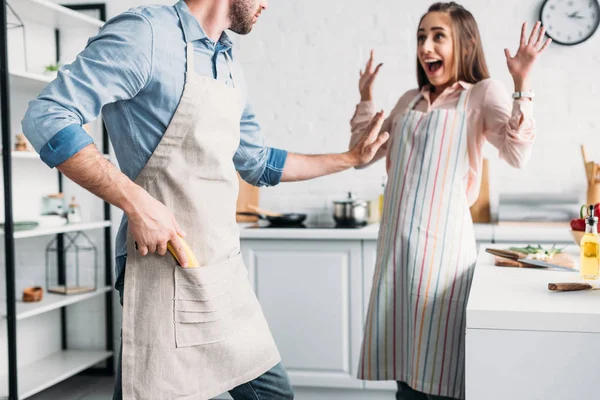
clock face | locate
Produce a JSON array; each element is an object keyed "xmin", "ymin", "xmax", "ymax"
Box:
[{"xmin": 540, "ymin": 0, "xmax": 600, "ymax": 45}]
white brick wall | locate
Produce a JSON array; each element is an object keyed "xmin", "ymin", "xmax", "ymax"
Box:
[
  {"xmin": 54, "ymin": 0, "xmax": 600, "ymax": 214},
  {"xmin": 231, "ymin": 0, "xmax": 600, "ymax": 218}
]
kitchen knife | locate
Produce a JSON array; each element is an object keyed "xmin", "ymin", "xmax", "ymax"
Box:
[
  {"xmin": 548, "ymin": 282, "xmax": 599, "ymax": 292},
  {"xmin": 517, "ymin": 258, "xmax": 578, "ymax": 272}
]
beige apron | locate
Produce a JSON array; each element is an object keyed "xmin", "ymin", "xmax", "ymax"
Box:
[{"xmin": 121, "ymin": 30, "xmax": 281, "ymax": 399}]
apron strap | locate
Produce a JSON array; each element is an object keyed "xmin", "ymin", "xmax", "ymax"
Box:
[
  {"xmin": 456, "ymin": 88, "xmax": 469, "ymax": 112},
  {"xmin": 223, "ymin": 51, "xmax": 236, "ymax": 88},
  {"xmin": 408, "ymin": 93, "xmax": 423, "ymax": 110}
]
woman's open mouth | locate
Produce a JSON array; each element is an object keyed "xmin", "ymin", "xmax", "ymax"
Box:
[{"xmin": 425, "ymin": 60, "xmax": 443, "ymax": 75}]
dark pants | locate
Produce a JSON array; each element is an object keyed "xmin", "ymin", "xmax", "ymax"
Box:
[
  {"xmin": 396, "ymin": 381, "xmax": 457, "ymax": 400},
  {"xmin": 113, "ymin": 272, "xmax": 294, "ymax": 400}
]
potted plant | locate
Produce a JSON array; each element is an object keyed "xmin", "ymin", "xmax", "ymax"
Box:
[{"xmin": 44, "ymin": 63, "xmax": 60, "ymax": 78}]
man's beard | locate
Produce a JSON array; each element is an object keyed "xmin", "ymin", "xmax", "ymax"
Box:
[{"xmin": 229, "ymin": 0, "xmax": 257, "ymax": 35}]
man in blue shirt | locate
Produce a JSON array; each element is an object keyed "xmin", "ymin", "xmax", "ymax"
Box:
[{"xmin": 22, "ymin": 0, "xmax": 388, "ymax": 398}]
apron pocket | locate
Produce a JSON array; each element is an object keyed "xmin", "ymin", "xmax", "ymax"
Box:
[
  {"xmin": 175, "ymin": 252, "xmax": 243, "ymax": 286},
  {"xmin": 173, "ymin": 253, "xmax": 260, "ymax": 347},
  {"xmin": 174, "ymin": 296, "xmax": 260, "ymax": 346},
  {"xmin": 174, "ymin": 278, "xmax": 254, "ymax": 313},
  {"xmin": 175, "ymin": 266, "xmax": 248, "ymax": 301}
]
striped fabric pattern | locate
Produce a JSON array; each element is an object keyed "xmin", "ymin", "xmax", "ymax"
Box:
[{"xmin": 358, "ymin": 90, "xmax": 478, "ymax": 399}]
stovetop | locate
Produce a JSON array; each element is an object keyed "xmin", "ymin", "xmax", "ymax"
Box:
[{"xmin": 246, "ymin": 221, "xmax": 368, "ymax": 229}]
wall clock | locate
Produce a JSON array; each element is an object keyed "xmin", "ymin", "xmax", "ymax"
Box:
[{"xmin": 540, "ymin": 0, "xmax": 600, "ymax": 45}]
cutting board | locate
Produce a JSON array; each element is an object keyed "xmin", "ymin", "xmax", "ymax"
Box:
[
  {"xmin": 236, "ymin": 173, "xmax": 259, "ymax": 222},
  {"xmin": 494, "ymin": 252, "xmax": 575, "ymax": 269}
]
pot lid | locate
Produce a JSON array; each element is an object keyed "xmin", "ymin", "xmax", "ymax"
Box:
[{"xmin": 334, "ymin": 192, "xmax": 367, "ymax": 206}]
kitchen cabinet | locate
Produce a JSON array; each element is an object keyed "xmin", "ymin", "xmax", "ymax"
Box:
[
  {"xmin": 466, "ymin": 244, "xmax": 599, "ymax": 399},
  {"xmin": 241, "ymin": 239, "xmax": 364, "ymax": 389}
]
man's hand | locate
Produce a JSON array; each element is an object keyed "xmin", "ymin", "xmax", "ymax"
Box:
[
  {"xmin": 55, "ymin": 144, "xmax": 189, "ymax": 266},
  {"xmin": 346, "ymin": 111, "xmax": 389, "ymax": 167},
  {"xmin": 127, "ymin": 187, "xmax": 189, "ymax": 267}
]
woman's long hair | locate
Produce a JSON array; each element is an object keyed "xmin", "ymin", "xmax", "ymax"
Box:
[{"xmin": 417, "ymin": 2, "xmax": 490, "ymax": 89}]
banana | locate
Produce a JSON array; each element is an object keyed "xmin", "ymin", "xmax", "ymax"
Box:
[{"xmin": 167, "ymin": 236, "xmax": 200, "ymax": 268}]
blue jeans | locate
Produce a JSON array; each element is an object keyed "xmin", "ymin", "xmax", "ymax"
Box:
[
  {"xmin": 396, "ymin": 382, "xmax": 456, "ymax": 400},
  {"xmin": 113, "ymin": 272, "xmax": 294, "ymax": 400}
]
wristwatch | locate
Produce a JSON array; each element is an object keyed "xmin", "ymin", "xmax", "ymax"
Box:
[{"xmin": 512, "ymin": 90, "xmax": 535, "ymax": 100}]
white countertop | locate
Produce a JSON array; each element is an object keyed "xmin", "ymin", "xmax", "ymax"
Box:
[
  {"xmin": 238, "ymin": 221, "xmax": 575, "ymax": 244},
  {"xmin": 466, "ymin": 243, "xmax": 600, "ymax": 334}
]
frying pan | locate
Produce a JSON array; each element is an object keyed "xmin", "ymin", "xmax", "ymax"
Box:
[{"xmin": 236, "ymin": 211, "xmax": 307, "ymax": 227}]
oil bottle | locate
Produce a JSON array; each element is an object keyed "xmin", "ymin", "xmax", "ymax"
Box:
[{"xmin": 580, "ymin": 205, "xmax": 600, "ymax": 280}]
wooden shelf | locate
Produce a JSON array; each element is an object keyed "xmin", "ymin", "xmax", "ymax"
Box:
[
  {"xmin": 0, "ymin": 220, "xmax": 111, "ymax": 239},
  {"xmin": 0, "ymin": 350, "xmax": 113, "ymax": 399},
  {"xmin": 1, "ymin": 286, "xmax": 112, "ymax": 320},
  {"xmin": 7, "ymin": 0, "xmax": 104, "ymax": 30}
]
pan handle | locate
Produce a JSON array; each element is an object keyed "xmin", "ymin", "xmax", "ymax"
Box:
[{"xmin": 236, "ymin": 211, "xmax": 267, "ymax": 220}]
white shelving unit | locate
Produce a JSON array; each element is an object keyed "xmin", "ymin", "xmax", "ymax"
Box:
[
  {"xmin": 1, "ymin": 2, "xmax": 112, "ymax": 399},
  {"xmin": 7, "ymin": 220, "xmax": 111, "ymax": 239},
  {"xmin": 7, "ymin": 0, "xmax": 104, "ymax": 30},
  {"xmin": 6, "ymin": 151, "xmax": 39, "ymax": 159},
  {"xmin": 1, "ymin": 286, "xmax": 111, "ymax": 320},
  {"xmin": 8, "ymin": 71, "xmax": 53, "ymax": 92},
  {"xmin": 0, "ymin": 350, "xmax": 113, "ymax": 399}
]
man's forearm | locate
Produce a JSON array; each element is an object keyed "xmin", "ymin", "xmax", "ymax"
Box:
[
  {"xmin": 56, "ymin": 144, "xmax": 141, "ymax": 215},
  {"xmin": 280, "ymin": 152, "xmax": 357, "ymax": 182}
]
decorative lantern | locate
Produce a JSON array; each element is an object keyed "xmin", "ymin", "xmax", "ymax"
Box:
[{"xmin": 45, "ymin": 231, "xmax": 98, "ymax": 295}]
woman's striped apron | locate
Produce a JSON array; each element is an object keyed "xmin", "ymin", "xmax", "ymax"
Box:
[{"xmin": 358, "ymin": 89, "xmax": 478, "ymax": 399}]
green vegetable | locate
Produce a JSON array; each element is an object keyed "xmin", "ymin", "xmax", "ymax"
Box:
[{"xmin": 508, "ymin": 244, "xmax": 565, "ymax": 257}]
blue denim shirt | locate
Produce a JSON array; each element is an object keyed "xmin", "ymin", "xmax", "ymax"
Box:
[{"xmin": 21, "ymin": 1, "xmax": 287, "ymax": 284}]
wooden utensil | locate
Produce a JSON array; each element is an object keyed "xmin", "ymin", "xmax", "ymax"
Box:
[
  {"xmin": 485, "ymin": 248, "xmax": 524, "ymax": 260},
  {"xmin": 582, "ymin": 145, "xmax": 594, "ymax": 184},
  {"xmin": 548, "ymin": 282, "xmax": 599, "ymax": 292}
]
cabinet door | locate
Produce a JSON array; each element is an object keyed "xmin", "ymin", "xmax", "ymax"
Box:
[
  {"xmin": 362, "ymin": 240, "xmax": 398, "ymax": 391},
  {"xmin": 241, "ymin": 239, "xmax": 364, "ymax": 389}
]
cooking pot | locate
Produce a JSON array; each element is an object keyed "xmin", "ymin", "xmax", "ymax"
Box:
[{"xmin": 333, "ymin": 192, "xmax": 369, "ymax": 227}]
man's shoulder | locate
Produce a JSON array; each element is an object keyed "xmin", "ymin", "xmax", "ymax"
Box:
[{"xmin": 110, "ymin": 4, "xmax": 179, "ymax": 30}]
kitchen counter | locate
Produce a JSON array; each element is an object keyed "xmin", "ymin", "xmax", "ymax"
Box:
[
  {"xmin": 465, "ymin": 243, "xmax": 600, "ymax": 400},
  {"xmin": 238, "ymin": 221, "xmax": 576, "ymax": 245},
  {"xmin": 467, "ymin": 244, "xmax": 600, "ymax": 333},
  {"xmin": 238, "ymin": 222, "xmax": 495, "ymax": 241}
]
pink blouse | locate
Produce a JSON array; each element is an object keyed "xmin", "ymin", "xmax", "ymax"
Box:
[{"xmin": 349, "ymin": 78, "xmax": 536, "ymax": 206}]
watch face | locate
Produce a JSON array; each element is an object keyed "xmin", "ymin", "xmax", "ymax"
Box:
[{"xmin": 540, "ymin": 0, "xmax": 600, "ymax": 45}]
